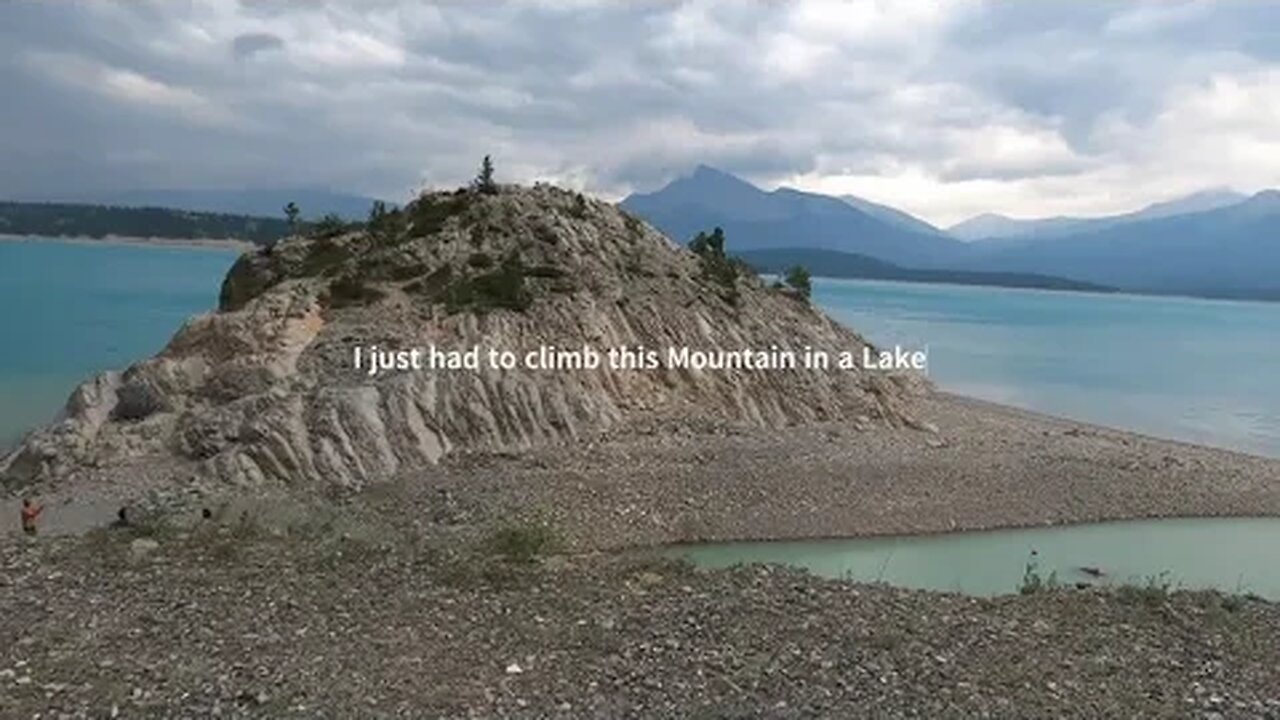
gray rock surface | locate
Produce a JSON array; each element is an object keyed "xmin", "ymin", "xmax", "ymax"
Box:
[{"xmin": 2, "ymin": 185, "xmax": 924, "ymax": 496}]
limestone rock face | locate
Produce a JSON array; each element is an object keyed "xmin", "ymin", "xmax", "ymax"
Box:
[{"xmin": 2, "ymin": 185, "xmax": 926, "ymax": 493}]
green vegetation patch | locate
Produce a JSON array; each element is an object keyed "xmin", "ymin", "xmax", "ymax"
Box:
[
  {"xmin": 325, "ymin": 274, "xmax": 387, "ymax": 308},
  {"xmin": 486, "ymin": 518, "xmax": 560, "ymax": 564},
  {"xmin": 688, "ymin": 226, "xmax": 748, "ymax": 305},
  {"xmin": 219, "ymin": 253, "xmax": 277, "ymax": 311},
  {"xmin": 408, "ymin": 255, "xmax": 532, "ymax": 313},
  {"xmin": 301, "ymin": 238, "xmax": 352, "ymax": 276},
  {"xmin": 404, "ymin": 265, "xmax": 454, "ymax": 296},
  {"xmin": 444, "ymin": 254, "xmax": 531, "ymax": 312},
  {"xmin": 784, "ymin": 265, "xmax": 812, "ymax": 300},
  {"xmin": 366, "ymin": 201, "xmax": 407, "ymax": 245},
  {"xmin": 357, "ymin": 256, "xmax": 429, "ymax": 282},
  {"xmin": 408, "ymin": 192, "xmax": 469, "ymax": 238},
  {"xmin": 307, "ymin": 213, "xmax": 357, "ymax": 240}
]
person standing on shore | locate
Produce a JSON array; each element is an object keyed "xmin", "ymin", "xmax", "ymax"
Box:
[{"xmin": 20, "ymin": 498, "xmax": 43, "ymax": 536}]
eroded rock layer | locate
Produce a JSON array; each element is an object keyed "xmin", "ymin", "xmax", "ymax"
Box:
[{"xmin": 2, "ymin": 185, "xmax": 925, "ymax": 492}]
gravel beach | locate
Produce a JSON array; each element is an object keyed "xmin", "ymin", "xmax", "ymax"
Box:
[
  {"xmin": 413, "ymin": 392, "xmax": 1280, "ymax": 552},
  {"xmin": 3, "ymin": 391, "xmax": 1279, "ymax": 717},
  {"xmin": 2, "ymin": 529, "xmax": 1278, "ymax": 719},
  {"xmin": 7, "ymin": 391, "xmax": 1280, "ymax": 545}
]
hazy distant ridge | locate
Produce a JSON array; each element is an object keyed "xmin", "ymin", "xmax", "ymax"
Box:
[
  {"xmin": 948, "ymin": 188, "xmax": 1249, "ymax": 242},
  {"xmin": 623, "ymin": 166, "xmax": 1280, "ymax": 301},
  {"xmin": 12, "ymin": 188, "xmax": 383, "ymax": 222}
]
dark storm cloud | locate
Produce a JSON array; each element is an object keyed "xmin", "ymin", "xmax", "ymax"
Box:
[
  {"xmin": 232, "ymin": 32, "xmax": 286, "ymax": 60},
  {"xmin": 0, "ymin": 0, "xmax": 1277, "ymax": 223}
]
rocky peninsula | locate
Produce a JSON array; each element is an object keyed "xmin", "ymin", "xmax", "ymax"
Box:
[{"xmin": 2, "ymin": 182, "xmax": 1279, "ymax": 717}]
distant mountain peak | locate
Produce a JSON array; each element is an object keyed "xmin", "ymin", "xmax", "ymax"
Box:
[
  {"xmin": 839, "ymin": 193, "xmax": 944, "ymax": 236},
  {"xmin": 620, "ymin": 165, "xmax": 965, "ymax": 267},
  {"xmin": 690, "ymin": 163, "xmax": 729, "ymax": 178},
  {"xmin": 683, "ymin": 164, "xmax": 758, "ymax": 189},
  {"xmin": 1131, "ymin": 188, "xmax": 1247, "ymax": 221}
]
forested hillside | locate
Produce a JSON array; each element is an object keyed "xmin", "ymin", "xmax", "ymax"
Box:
[{"xmin": 0, "ymin": 202, "xmax": 289, "ymax": 245}]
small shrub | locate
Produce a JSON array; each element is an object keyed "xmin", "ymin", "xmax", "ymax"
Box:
[
  {"xmin": 300, "ymin": 238, "xmax": 351, "ymax": 276},
  {"xmin": 442, "ymin": 255, "xmax": 531, "ymax": 312},
  {"xmin": 784, "ymin": 265, "xmax": 812, "ymax": 300},
  {"xmin": 309, "ymin": 213, "xmax": 350, "ymax": 240},
  {"xmin": 367, "ymin": 202, "xmax": 406, "ymax": 245},
  {"xmin": 1116, "ymin": 573, "xmax": 1173, "ymax": 607},
  {"xmin": 405, "ymin": 265, "xmax": 453, "ymax": 295},
  {"xmin": 688, "ymin": 227, "xmax": 743, "ymax": 304},
  {"xmin": 326, "ymin": 275, "xmax": 386, "ymax": 308},
  {"xmin": 356, "ymin": 255, "xmax": 424, "ymax": 282},
  {"xmin": 1019, "ymin": 551, "xmax": 1058, "ymax": 595},
  {"xmin": 124, "ymin": 511, "xmax": 173, "ymax": 540},
  {"xmin": 487, "ymin": 518, "xmax": 559, "ymax": 564},
  {"xmin": 467, "ymin": 252, "xmax": 494, "ymax": 269},
  {"xmin": 408, "ymin": 194, "xmax": 467, "ymax": 238}
]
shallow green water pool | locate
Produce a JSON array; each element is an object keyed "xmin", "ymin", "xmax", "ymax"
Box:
[{"xmin": 672, "ymin": 517, "xmax": 1280, "ymax": 599}]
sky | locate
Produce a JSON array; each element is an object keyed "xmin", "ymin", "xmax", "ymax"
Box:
[{"xmin": 2, "ymin": 0, "xmax": 1279, "ymax": 227}]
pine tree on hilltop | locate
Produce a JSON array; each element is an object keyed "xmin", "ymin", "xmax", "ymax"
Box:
[
  {"xmin": 283, "ymin": 201, "xmax": 300, "ymax": 229},
  {"xmin": 473, "ymin": 155, "xmax": 498, "ymax": 195}
]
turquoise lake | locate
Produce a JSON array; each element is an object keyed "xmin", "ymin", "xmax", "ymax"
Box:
[
  {"xmin": 1, "ymin": 241, "xmax": 1278, "ymax": 460},
  {"xmin": 814, "ymin": 279, "xmax": 1280, "ymax": 459},
  {"xmin": 4, "ymin": 238, "xmax": 1279, "ymax": 595},
  {"xmin": 0, "ymin": 238, "xmax": 241, "ymax": 449}
]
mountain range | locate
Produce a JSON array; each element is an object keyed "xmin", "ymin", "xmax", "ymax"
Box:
[
  {"xmin": 621, "ymin": 166, "xmax": 965, "ymax": 268},
  {"xmin": 621, "ymin": 166, "xmax": 1280, "ymax": 301},
  {"xmin": 948, "ymin": 188, "xmax": 1248, "ymax": 242},
  {"xmin": 10, "ymin": 168, "xmax": 1276, "ymax": 300}
]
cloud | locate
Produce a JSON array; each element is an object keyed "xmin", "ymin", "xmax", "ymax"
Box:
[
  {"xmin": 0, "ymin": 0, "xmax": 1277, "ymax": 226},
  {"xmin": 24, "ymin": 50, "xmax": 236, "ymax": 128},
  {"xmin": 232, "ymin": 32, "xmax": 285, "ymax": 60}
]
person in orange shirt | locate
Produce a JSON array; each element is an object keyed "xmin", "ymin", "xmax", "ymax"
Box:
[{"xmin": 20, "ymin": 498, "xmax": 43, "ymax": 536}]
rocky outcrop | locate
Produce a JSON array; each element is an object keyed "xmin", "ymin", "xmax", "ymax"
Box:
[{"xmin": 2, "ymin": 184, "xmax": 926, "ymax": 493}]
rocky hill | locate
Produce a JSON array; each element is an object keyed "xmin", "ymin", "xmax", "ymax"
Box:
[{"xmin": 1, "ymin": 183, "xmax": 925, "ymax": 496}]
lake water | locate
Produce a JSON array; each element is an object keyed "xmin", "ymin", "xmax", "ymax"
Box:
[
  {"xmin": 2, "ymin": 245, "xmax": 1277, "ymax": 458},
  {"xmin": 813, "ymin": 279, "xmax": 1280, "ymax": 459},
  {"xmin": 4, "ymin": 239, "xmax": 1279, "ymax": 592},
  {"xmin": 0, "ymin": 238, "xmax": 241, "ymax": 450},
  {"xmin": 673, "ymin": 517, "xmax": 1280, "ymax": 599}
]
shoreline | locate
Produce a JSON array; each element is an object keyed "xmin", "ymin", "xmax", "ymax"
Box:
[
  {"xmin": 650, "ymin": 511, "xmax": 1280, "ymax": 550},
  {"xmin": 404, "ymin": 390, "xmax": 1280, "ymax": 553},
  {"xmin": 815, "ymin": 273, "xmax": 1280, "ymax": 306},
  {"xmin": 0, "ymin": 233, "xmax": 256, "ymax": 252},
  {"xmin": 5, "ymin": 389, "xmax": 1280, "ymax": 544},
  {"xmin": 4, "ymin": 394, "xmax": 1279, "ymax": 717}
]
